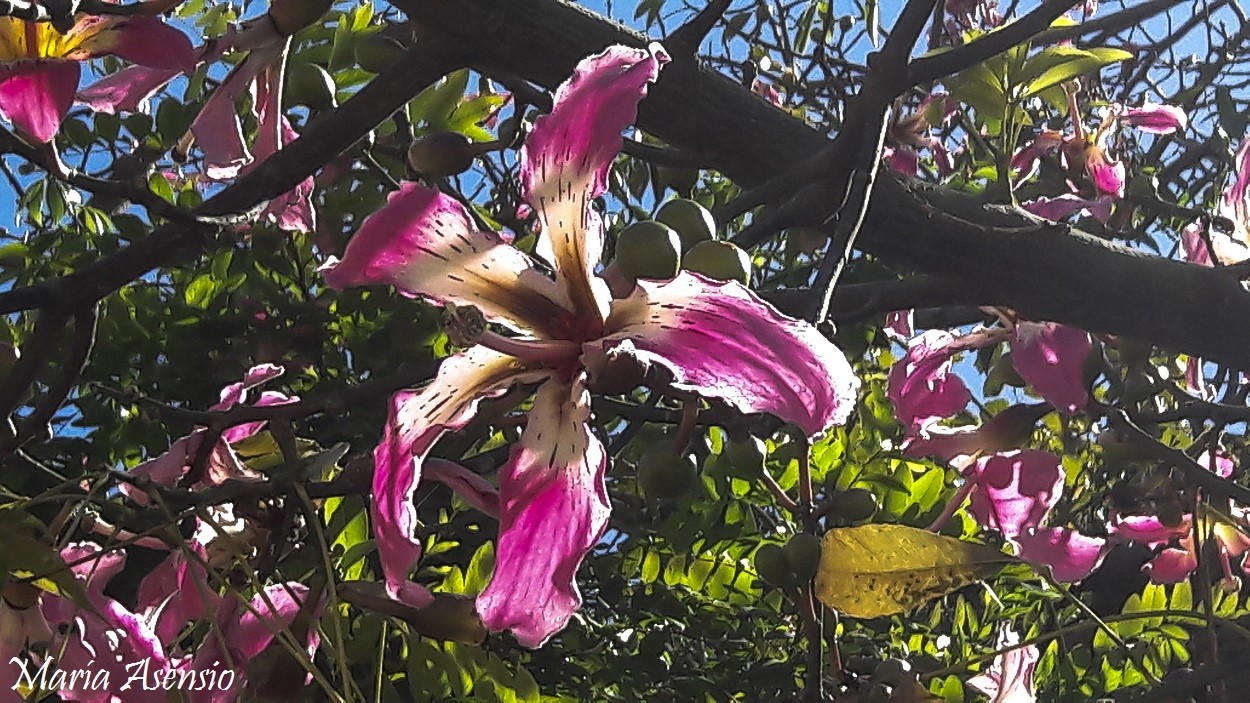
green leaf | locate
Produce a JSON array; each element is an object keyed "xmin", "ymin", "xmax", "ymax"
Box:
[
  {"xmin": 814, "ymin": 524, "xmax": 1014, "ymax": 618},
  {"xmin": 1022, "ymin": 47, "xmax": 1132, "ymax": 97},
  {"xmin": 183, "ymin": 273, "xmax": 220, "ymax": 310}
]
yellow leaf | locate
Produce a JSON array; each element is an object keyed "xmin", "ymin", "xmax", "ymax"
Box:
[{"xmin": 814, "ymin": 524, "xmax": 1014, "ymax": 618}]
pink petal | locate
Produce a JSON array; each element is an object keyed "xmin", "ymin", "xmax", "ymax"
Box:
[
  {"xmin": 425, "ymin": 458, "xmax": 500, "ymax": 517},
  {"xmin": 1110, "ymin": 513, "xmax": 1191, "ymax": 545},
  {"xmin": 1022, "ymin": 194, "xmax": 1114, "ymax": 223},
  {"xmin": 1015, "ymin": 527, "xmax": 1108, "ymax": 582},
  {"xmin": 478, "ymin": 375, "xmax": 608, "ymax": 648},
  {"xmin": 76, "ymin": 16, "xmax": 194, "ymax": 71},
  {"xmin": 1225, "ymin": 139, "xmax": 1250, "ymax": 212},
  {"xmin": 189, "ymin": 45, "xmax": 280, "ymax": 179},
  {"xmin": 213, "ymin": 363, "xmax": 285, "ymax": 411},
  {"xmin": 1181, "ymin": 223, "xmax": 1214, "ymax": 266},
  {"xmin": 0, "ymin": 60, "xmax": 79, "ymax": 142},
  {"xmin": 968, "ymin": 450, "xmax": 1064, "ymax": 539},
  {"xmin": 966, "ymin": 628, "xmax": 1039, "ymax": 703},
  {"xmin": 598, "ymin": 272, "xmax": 859, "ymax": 437},
  {"xmin": 245, "ymin": 68, "xmax": 317, "ymax": 232},
  {"xmin": 1198, "ymin": 449, "xmax": 1236, "ymax": 479},
  {"xmin": 1010, "ymin": 130, "xmax": 1063, "ymax": 180},
  {"xmin": 189, "ymin": 583, "xmax": 325, "ymax": 702},
  {"xmin": 1143, "ymin": 545, "xmax": 1198, "ymax": 584},
  {"xmin": 884, "ymin": 310, "xmax": 913, "ymax": 342},
  {"xmin": 888, "ymin": 330, "xmax": 972, "ymax": 430},
  {"xmin": 750, "ymin": 78, "xmax": 782, "ymax": 107},
  {"xmin": 371, "ymin": 348, "xmax": 546, "ymax": 607},
  {"xmin": 884, "ymin": 145, "xmax": 920, "ymax": 176},
  {"xmin": 1088, "ymin": 151, "xmax": 1125, "ymax": 197},
  {"xmin": 1121, "ymin": 103, "xmax": 1187, "ymax": 135},
  {"xmin": 77, "ymin": 64, "xmax": 180, "ymax": 114},
  {"xmin": 1011, "ymin": 322, "xmax": 1091, "ymax": 414},
  {"xmin": 320, "ymin": 182, "xmax": 574, "ymax": 335},
  {"xmin": 137, "ymin": 548, "xmax": 219, "ymax": 644},
  {"xmin": 522, "ymin": 43, "xmax": 668, "ymax": 322}
]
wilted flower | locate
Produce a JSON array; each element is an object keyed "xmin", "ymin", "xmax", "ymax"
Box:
[
  {"xmin": 321, "ymin": 44, "xmax": 858, "ymax": 647},
  {"xmin": 967, "ymin": 628, "xmax": 1039, "ymax": 703}
]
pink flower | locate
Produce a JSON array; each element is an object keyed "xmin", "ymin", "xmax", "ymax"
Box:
[
  {"xmin": 119, "ymin": 364, "xmax": 298, "ymax": 504},
  {"xmin": 78, "ymin": 17, "xmax": 317, "ymax": 232},
  {"xmin": 967, "ymin": 628, "xmax": 1039, "ymax": 703},
  {"xmin": 1011, "ymin": 321, "xmax": 1091, "ymax": 415},
  {"xmin": 0, "ymin": 14, "xmax": 191, "ymax": 142},
  {"xmin": 750, "ymin": 77, "xmax": 782, "ymax": 107},
  {"xmin": 1022, "ymin": 193, "xmax": 1114, "ymax": 223},
  {"xmin": 885, "ymin": 93, "xmax": 958, "ymax": 176},
  {"xmin": 967, "ymin": 450, "xmax": 1064, "ymax": 540},
  {"xmin": 1013, "ymin": 101, "xmax": 1126, "ymax": 198},
  {"xmin": 1014, "ymin": 527, "xmax": 1108, "ymax": 582},
  {"xmin": 1120, "ymin": 102, "xmax": 1188, "ymax": 135},
  {"xmin": 321, "ymin": 44, "xmax": 858, "ymax": 647},
  {"xmin": 887, "ymin": 330, "xmax": 972, "ymax": 430}
]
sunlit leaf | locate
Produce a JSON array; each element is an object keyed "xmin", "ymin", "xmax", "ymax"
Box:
[{"xmin": 814, "ymin": 524, "xmax": 1013, "ymax": 618}]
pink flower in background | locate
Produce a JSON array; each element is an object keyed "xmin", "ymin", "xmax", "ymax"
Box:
[
  {"xmin": 966, "ymin": 450, "xmax": 1064, "ymax": 540},
  {"xmin": 321, "ymin": 44, "xmax": 858, "ymax": 647},
  {"xmin": 1011, "ymin": 321, "xmax": 1091, "ymax": 414},
  {"xmin": 1121, "ymin": 102, "xmax": 1187, "ymax": 135},
  {"xmin": 0, "ymin": 13, "xmax": 192, "ymax": 142},
  {"xmin": 1015, "ymin": 528, "xmax": 1108, "ymax": 582},
  {"xmin": 887, "ymin": 330, "xmax": 973, "ymax": 430},
  {"xmin": 967, "ymin": 628, "xmax": 1039, "ymax": 703},
  {"xmin": 119, "ymin": 363, "xmax": 297, "ymax": 505},
  {"xmin": 885, "ymin": 92, "xmax": 958, "ymax": 177}
]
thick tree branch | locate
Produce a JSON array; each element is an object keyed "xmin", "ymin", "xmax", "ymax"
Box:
[{"xmin": 396, "ymin": 0, "xmax": 1250, "ymax": 370}]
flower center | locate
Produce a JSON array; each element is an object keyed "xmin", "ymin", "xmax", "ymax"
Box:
[{"xmin": 443, "ymin": 303, "xmax": 580, "ymax": 365}]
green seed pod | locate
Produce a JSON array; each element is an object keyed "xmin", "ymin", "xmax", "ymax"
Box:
[
  {"xmin": 655, "ymin": 198, "xmax": 715, "ymax": 250},
  {"xmin": 355, "ymin": 34, "xmax": 406, "ymax": 74},
  {"xmin": 783, "ymin": 533, "xmax": 822, "ymax": 582},
  {"xmin": 721, "ymin": 435, "xmax": 766, "ymax": 479},
  {"xmin": 637, "ymin": 446, "xmax": 697, "ymax": 500},
  {"xmin": 872, "ymin": 658, "xmax": 913, "ymax": 687},
  {"xmin": 268, "ymin": 0, "xmax": 332, "ymax": 36},
  {"xmin": 753, "ymin": 543, "xmax": 797, "ymax": 588},
  {"xmin": 682, "ymin": 240, "xmax": 751, "ymax": 285},
  {"xmin": 286, "ymin": 63, "xmax": 336, "ymax": 112},
  {"xmin": 615, "ymin": 221, "xmax": 682, "ymax": 281},
  {"xmin": 407, "ymin": 132, "xmax": 477, "ymax": 178}
]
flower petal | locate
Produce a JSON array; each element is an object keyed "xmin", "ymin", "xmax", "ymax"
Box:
[
  {"xmin": 888, "ymin": 329, "xmax": 972, "ymax": 430},
  {"xmin": 1181, "ymin": 223, "xmax": 1214, "ymax": 266},
  {"xmin": 1143, "ymin": 545, "xmax": 1197, "ymax": 584},
  {"xmin": 77, "ymin": 64, "xmax": 179, "ymax": 114},
  {"xmin": 75, "ymin": 16, "xmax": 194, "ymax": 71},
  {"xmin": 247, "ymin": 66, "xmax": 317, "ymax": 233},
  {"xmin": 522, "ymin": 43, "xmax": 668, "ymax": 323},
  {"xmin": 968, "ymin": 450, "xmax": 1063, "ymax": 539},
  {"xmin": 967, "ymin": 628, "xmax": 1039, "ymax": 703},
  {"xmin": 189, "ymin": 45, "xmax": 280, "ymax": 179},
  {"xmin": 598, "ymin": 272, "xmax": 858, "ymax": 437},
  {"xmin": 425, "ymin": 458, "xmax": 500, "ymax": 518},
  {"xmin": 477, "ymin": 374, "xmax": 608, "ymax": 647},
  {"xmin": 373, "ymin": 348, "xmax": 546, "ymax": 607},
  {"xmin": 1022, "ymin": 194, "xmax": 1114, "ymax": 223},
  {"xmin": 1011, "ymin": 322, "xmax": 1091, "ymax": 414},
  {"xmin": 0, "ymin": 60, "xmax": 78, "ymax": 142},
  {"xmin": 321, "ymin": 182, "xmax": 574, "ymax": 336},
  {"xmin": 1014, "ymin": 527, "xmax": 1107, "ymax": 582},
  {"xmin": 1110, "ymin": 513, "xmax": 1191, "ymax": 545},
  {"xmin": 1121, "ymin": 102, "xmax": 1187, "ymax": 135}
]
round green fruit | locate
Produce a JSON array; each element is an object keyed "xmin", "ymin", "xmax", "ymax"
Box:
[
  {"xmin": 355, "ymin": 34, "xmax": 406, "ymax": 74},
  {"xmin": 783, "ymin": 533, "xmax": 822, "ymax": 582},
  {"xmin": 829, "ymin": 488, "xmax": 877, "ymax": 523},
  {"xmin": 753, "ymin": 544, "xmax": 796, "ymax": 588},
  {"xmin": 682, "ymin": 240, "xmax": 751, "ymax": 285},
  {"xmin": 656, "ymin": 198, "xmax": 715, "ymax": 250},
  {"xmin": 615, "ymin": 221, "xmax": 682, "ymax": 281},
  {"xmin": 407, "ymin": 132, "xmax": 476, "ymax": 178},
  {"xmin": 286, "ymin": 63, "xmax": 336, "ymax": 112},
  {"xmin": 721, "ymin": 436, "xmax": 766, "ymax": 479},
  {"xmin": 269, "ymin": 0, "xmax": 332, "ymax": 36},
  {"xmin": 872, "ymin": 658, "xmax": 913, "ymax": 687},
  {"xmin": 637, "ymin": 447, "xmax": 697, "ymax": 499}
]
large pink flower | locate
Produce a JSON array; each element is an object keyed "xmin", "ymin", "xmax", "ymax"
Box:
[
  {"xmin": 321, "ymin": 44, "xmax": 858, "ymax": 647},
  {"xmin": 0, "ymin": 14, "xmax": 192, "ymax": 142},
  {"xmin": 967, "ymin": 450, "xmax": 1064, "ymax": 540}
]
